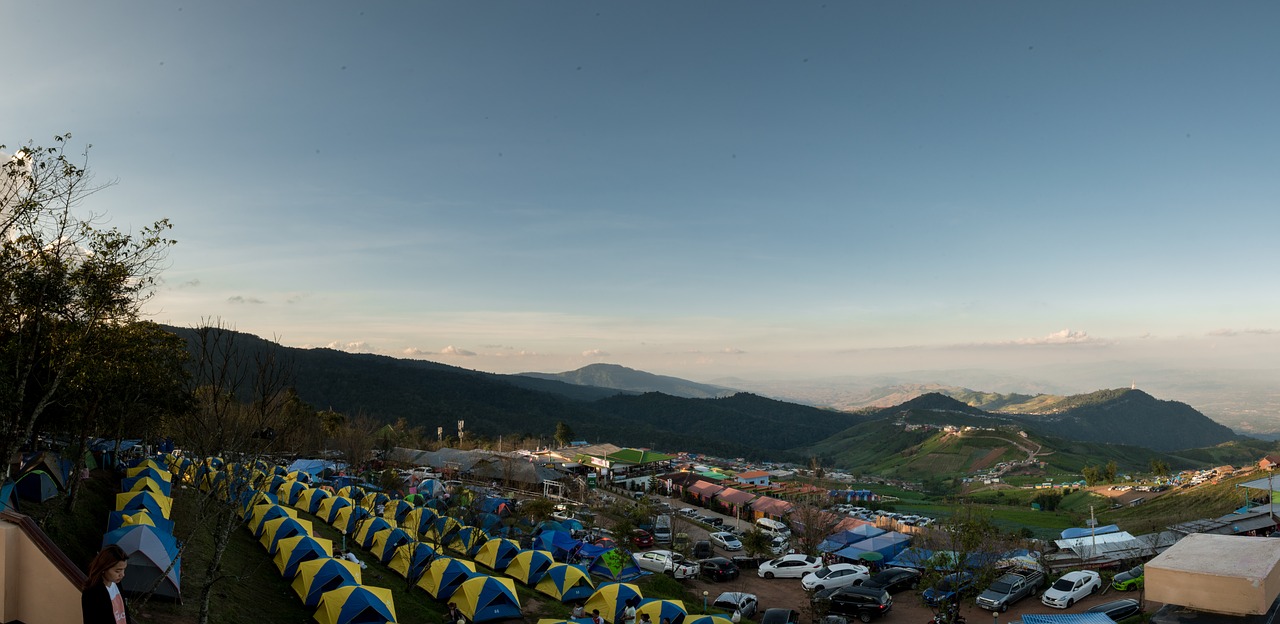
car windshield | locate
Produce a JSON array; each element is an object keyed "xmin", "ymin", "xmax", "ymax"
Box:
[
  {"xmin": 815, "ymin": 566, "xmax": 833, "ymax": 577},
  {"xmin": 1052, "ymin": 578, "xmax": 1076, "ymax": 591},
  {"xmin": 989, "ymin": 580, "xmax": 1013, "ymax": 593}
]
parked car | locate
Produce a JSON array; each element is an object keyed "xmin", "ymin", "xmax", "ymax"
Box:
[
  {"xmin": 760, "ymin": 609, "xmax": 800, "ymax": 624},
  {"xmin": 713, "ymin": 592, "xmax": 758, "ymax": 619},
  {"xmin": 701, "ymin": 557, "xmax": 741, "ymax": 582},
  {"xmin": 863, "ymin": 567, "xmax": 922, "ymax": 594},
  {"xmin": 1111, "ymin": 565, "xmax": 1144, "ymax": 591},
  {"xmin": 759, "ymin": 554, "xmax": 823, "ymax": 579},
  {"xmin": 633, "ymin": 550, "xmax": 698, "ymax": 579},
  {"xmin": 630, "ymin": 529, "xmax": 654, "ymax": 550},
  {"xmin": 678, "ymin": 508, "xmax": 697, "ymax": 517},
  {"xmin": 1087, "ymin": 599, "xmax": 1142, "ymax": 622},
  {"xmin": 693, "ymin": 540, "xmax": 715, "ymax": 559},
  {"xmin": 923, "ymin": 571, "xmax": 976, "ymax": 607},
  {"xmin": 816, "ymin": 586, "xmax": 893, "ymax": 623},
  {"xmin": 977, "ymin": 568, "xmax": 1045, "ymax": 612},
  {"xmin": 801, "ymin": 563, "xmax": 871, "ymax": 592},
  {"xmin": 709, "ymin": 531, "xmax": 743, "ymax": 551},
  {"xmin": 1041, "ymin": 570, "xmax": 1102, "ymax": 609}
]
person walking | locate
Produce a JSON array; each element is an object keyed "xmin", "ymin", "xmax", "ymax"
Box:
[{"xmin": 82, "ymin": 544, "xmax": 133, "ymax": 624}]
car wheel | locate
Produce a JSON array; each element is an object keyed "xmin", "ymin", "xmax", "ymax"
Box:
[
  {"xmin": 909, "ymin": 580, "xmax": 919, "ymax": 590},
  {"xmin": 859, "ymin": 613, "xmax": 873, "ymax": 623},
  {"xmin": 999, "ymin": 605, "xmax": 1008, "ymax": 614},
  {"xmin": 814, "ymin": 585, "xmax": 824, "ymax": 592},
  {"xmin": 765, "ymin": 572, "xmax": 775, "ymax": 579},
  {"xmin": 1067, "ymin": 598, "xmax": 1074, "ymax": 608}
]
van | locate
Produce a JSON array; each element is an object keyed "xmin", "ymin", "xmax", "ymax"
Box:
[
  {"xmin": 756, "ymin": 517, "xmax": 790, "ymax": 538},
  {"xmin": 654, "ymin": 514, "xmax": 672, "ymax": 544}
]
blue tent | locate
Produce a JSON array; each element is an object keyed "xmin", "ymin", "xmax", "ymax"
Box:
[
  {"xmin": 390, "ymin": 542, "xmax": 438, "ymax": 582},
  {"xmin": 121, "ymin": 474, "xmax": 172, "ymax": 496},
  {"xmin": 479, "ymin": 497, "xmax": 514, "ymax": 515},
  {"xmin": 354, "ymin": 517, "xmax": 393, "ymax": 549},
  {"xmin": 0, "ymin": 480, "xmax": 18, "ymax": 512},
  {"xmin": 294, "ymin": 559, "xmax": 360, "ymax": 607},
  {"xmin": 537, "ymin": 529, "xmax": 582, "ymax": 560},
  {"xmin": 417, "ymin": 478, "xmax": 445, "ymax": 497},
  {"xmin": 276, "ymin": 536, "xmax": 333, "ymax": 579},
  {"xmin": 845, "ymin": 532, "xmax": 911, "ymax": 559},
  {"xmin": 102, "ymin": 525, "xmax": 182, "ymax": 599},
  {"xmin": 286, "ymin": 459, "xmax": 340, "ymax": 478},
  {"xmin": 586, "ymin": 548, "xmax": 645, "ymax": 582},
  {"xmin": 106, "ymin": 510, "xmax": 175, "ymax": 533},
  {"xmin": 315, "ymin": 585, "xmax": 397, "ymax": 624},
  {"xmin": 456, "ymin": 576, "xmax": 522, "ymax": 623},
  {"xmin": 15, "ymin": 471, "xmax": 58, "ymax": 502}
]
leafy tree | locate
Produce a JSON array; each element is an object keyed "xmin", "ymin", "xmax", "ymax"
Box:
[
  {"xmin": 915, "ymin": 504, "xmax": 1025, "ymax": 624},
  {"xmin": 741, "ymin": 528, "xmax": 774, "ymax": 558},
  {"xmin": 1082, "ymin": 465, "xmax": 1103, "ymax": 486},
  {"xmin": 0, "ymin": 135, "xmax": 175, "ymax": 473},
  {"xmin": 1032, "ymin": 491, "xmax": 1062, "ymax": 511},
  {"xmin": 554, "ymin": 421, "xmax": 575, "ymax": 447},
  {"xmin": 1150, "ymin": 459, "xmax": 1170, "ymax": 477},
  {"xmin": 1105, "ymin": 460, "xmax": 1118, "ymax": 483}
]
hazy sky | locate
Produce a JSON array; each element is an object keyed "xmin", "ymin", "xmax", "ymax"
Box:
[{"xmin": 6, "ymin": 1, "xmax": 1279, "ymax": 383}]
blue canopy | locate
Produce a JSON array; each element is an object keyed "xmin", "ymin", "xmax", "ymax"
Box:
[
  {"xmin": 1060, "ymin": 525, "xmax": 1121, "ymax": 540},
  {"xmin": 287, "ymin": 459, "xmax": 340, "ymax": 477}
]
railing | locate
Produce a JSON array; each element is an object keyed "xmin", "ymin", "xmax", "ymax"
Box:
[{"xmin": 0, "ymin": 509, "xmax": 86, "ymax": 588}]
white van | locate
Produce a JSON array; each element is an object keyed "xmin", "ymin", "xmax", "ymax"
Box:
[
  {"xmin": 654, "ymin": 514, "xmax": 672, "ymax": 543},
  {"xmin": 755, "ymin": 517, "xmax": 790, "ymax": 538}
]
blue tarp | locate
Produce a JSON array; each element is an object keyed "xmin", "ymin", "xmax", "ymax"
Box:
[{"xmin": 286, "ymin": 459, "xmax": 340, "ymax": 477}]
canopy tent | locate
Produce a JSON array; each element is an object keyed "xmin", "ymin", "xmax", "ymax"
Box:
[
  {"xmin": 586, "ymin": 548, "xmax": 645, "ymax": 582},
  {"xmin": 843, "ymin": 532, "xmax": 911, "ymax": 560},
  {"xmin": 507, "ymin": 549, "xmax": 557, "ymax": 585},
  {"xmin": 292, "ymin": 558, "xmax": 362, "ymax": 608},
  {"xmin": 475, "ymin": 538, "xmax": 522, "ymax": 572},
  {"xmin": 819, "ymin": 528, "xmax": 883, "ymax": 553},
  {"xmin": 314, "ymin": 585, "xmax": 397, "ymax": 624},
  {"xmin": 535, "ymin": 563, "xmax": 596, "ymax": 603},
  {"xmin": 372, "ymin": 528, "xmax": 415, "ymax": 565},
  {"xmin": 274, "ymin": 535, "xmax": 335, "ymax": 579},
  {"xmin": 15, "ymin": 471, "xmax": 58, "ymax": 503},
  {"xmin": 584, "ymin": 583, "xmax": 643, "ymax": 624},
  {"xmin": 455, "ymin": 575, "xmax": 523, "ymax": 623},
  {"xmin": 637, "ymin": 599, "xmax": 687, "ymax": 624},
  {"xmin": 286, "ymin": 458, "xmax": 341, "ymax": 478},
  {"xmin": 101, "ymin": 525, "xmax": 182, "ymax": 600},
  {"xmin": 389, "ymin": 542, "xmax": 438, "ymax": 581},
  {"xmin": 417, "ymin": 556, "xmax": 477, "ymax": 600}
]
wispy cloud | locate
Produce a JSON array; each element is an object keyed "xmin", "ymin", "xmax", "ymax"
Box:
[
  {"xmin": 583, "ymin": 349, "xmax": 609, "ymax": 357},
  {"xmin": 721, "ymin": 347, "xmax": 746, "ymax": 354},
  {"xmin": 441, "ymin": 345, "xmax": 476, "ymax": 356},
  {"xmin": 1209, "ymin": 328, "xmax": 1280, "ymax": 337},
  {"xmin": 178, "ymin": 279, "xmax": 200, "ymax": 289},
  {"xmin": 227, "ymin": 295, "xmax": 265, "ymax": 304},
  {"xmin": 1012, "ymin": 329, "xmax": 1104, "ymax": 345},
  {"xmin": 402, "ymin": 348, "xmax": 429, "ymax": 356}
]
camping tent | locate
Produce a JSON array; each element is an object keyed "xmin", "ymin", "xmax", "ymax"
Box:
[
  {"xmin": 507, "ymin": 550, "xmax": 557, "ymax": 585},
  {"xmin": 297, "ymin": 488, "xmax": 332, "ymax": 514},
  {"xmin": 274, "ymin": 535, "xmax": 334, "ymax": 579},
  {"xmin": 455, "ymin": 576, "xmax": 522, "ymax": 623},
  {"xmin": 585, "ymin": 583, "xmax": 643, "ymax": 624},
  {"xmin": 402, "ymin": 507, "xmax": 439, "ymax": 540},
  {"xmin": 101, "ymin": 525, "xmax": 182, "ymax": 600},
  {"xmin": 248, "ymin": 504, "xmax": 298, "ymax": 537},
  {"xmin": 371, "ymin": 528, "xmax": 414, "ymax": 565},
  {"xmin": 317, "ymin": 496, "xmax": 354, "ymax": 524},
  {"xmin": 449, "ymin": 525, "xmax": 488, "ymax": 558},
  {"xmin": 0, "ymin": 481, "xmax": 18, "ymax": 512},
  {"xmin": 586, "ymin": 548, "xmax": 645, "ymax": 582},
  {"xmin": 475, "ymin": 538, "xmax": 522, "ymax": 571},
  {"xmin": 292, "ymin": 558, "xmax": 361, "ymax": 608},
  {"xmin": 535, "ymin": 563, "xmax": 595, "ymax": 603},
  {"xmin": 383, "ymin": 499, "xmax": 414, "ymax": 524},
  {"xmin": 260, "ymin": 516, "xmax": 315, "ymax": 554},
  {"xmin": 15, "ymin": 471, "xmax": 58, "ymax": 503},
  {"xmin": 353, "ymin": 517, "xmax": 392, "ymax": 549},
  {"xmin": 106, "ymin": 510, "xmax": 175, "ymax": 533},
  {"xmin": 388, "ymin": 542, "xmax": 437, "ymax": 581},
  {"xmin": 416, "ymin": 556, "xmax": 477, "ymax": 600},
  {"xmin": 314, "ymin": 585, "xmax": 397, "ymax": 624},
  {"xmin": 637, "ymin": 599, "xmax": 687, "ymax": 624}
]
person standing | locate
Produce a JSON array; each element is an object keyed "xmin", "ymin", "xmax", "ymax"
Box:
[
  {"xmin": 82, "ymin": 544, "xmax": 132, "ymax": 624},
  {"xmin": 622, "ymin": 597, "xmax": 638, "ymax": 624},
  {"xmin": 446, "ymin": 602, "xmax": 466, "ymax": 624}
]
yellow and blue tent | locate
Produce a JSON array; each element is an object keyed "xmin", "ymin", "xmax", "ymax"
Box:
[
  {"xmin": 416, "ymin": 556, "xmax": 477, "ymax": 600},
  {"xmin": 637, "ymin": 599, "xmax": 687, "ymax": 624},
  {"xmin": 278, "ymin": 479, "xmax": 307, "ymax": 505},
  {"xmin": 122, "ymin": 475, "xmax": 171, "ymax": 496},
  {"xmin": 388, "ymin": 542, "xmax": 437, "ymax": 581},
  {"xmin": 238, "ymin": 490, "xmax": 277, "ymax": 518},
  {"xmin": 401, "ymin": 507, "xmax": 438, "ymax": 540},
  {"xmin": 585, "ymin": 583, "xmax": 643, "ymax": 624},
  {"xmin": 449, "ymin": 525, "xmax": 487, "ymax": 558},
  {"xmin": 248, "ymin": 504, "xmax": 297, "ymax": 536},
  {"xmin": 273, "ymin": 535, "xmax": 334, "ymax": 579},
  {"xmin": 336, "ymin": 485, "xmax": 364, "ymax": 500},
  {"xmin": 115, "ymin": 490, "xmax": 172, "ymax": 519},
  {"xmin": 315, "ymin": 584, "xmax": 397, "ymax": 624},
  {"xmin": 506, "ymin": 549, "xmax": 556, "ymax": 585},
  {"xmin": 455, "ymin": 575, "xmax": 522, "ymax": 623},
  {"xmin": 535, "ymin": 563, "xmax": 595, "ymax": 603},
  {"xmin": 474, "ymin": 538, "xmax": 522, "ymax": 572},
  {"xmin": 371, "ymin": 528, "xmax": 414, "ymax": 565},
  {"xmin": 292, "ymin": 558, "xmax": 361, "ymax": 608},
  {"xmin": 383, "ymin": 499, "xmax": 414, "ymax": 524},
  {"xmin": 126, "ymin": 459, "xmax": 167, "ymax": 475},
  {"xmin": 353, "ymin": 517, "xmax": 393, "ymax": 549},
  {"xmin": 684, "ymin": 617, "xmax": 734, "ymax": 624},
  {"xmin": 332, "ymin": 506, "xmax": 373, "ymax": 535},
  {"xmin": 318, "ymin": 496, "xmax": 354, "ymax": 524},
  {"xmin": 298, "ymin": 487, "xmax": 332, "ymax": 514},
  {"xmin": 424, "ymin": 516, "xmax": 462, "ymax": 544},
  {"xmin": 361, "ymin": 491, "xmax": 390, "ymax": 509},
  {"xmin": 260, "ymin": 516, "xmax": 315, "ymax": 554}
]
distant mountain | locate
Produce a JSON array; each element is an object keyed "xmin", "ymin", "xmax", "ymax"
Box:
[
  {"xmin": 1002, "ymin": 388, "xmax": 1242, "ymax": 452},
  {"xmin": 874, "ymin": 392, "xmax": 993, "ymax": 419},
  {"xmin": 519, "ymin": 363, "xmax": 738, "ymax": 399}
]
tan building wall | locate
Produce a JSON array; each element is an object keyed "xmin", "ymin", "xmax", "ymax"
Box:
[
  {"xmin": 1146, "ymin": 533, "xmax": 1280, "ymax": 616},
  {"xmin": 0, "ymin": 512, "xmax": 85, "ymax": 624}
]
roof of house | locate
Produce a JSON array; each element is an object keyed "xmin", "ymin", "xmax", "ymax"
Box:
[
  {"xmin": 716, "ymin": 487, "xmax": 756, "ymax": 506},
  {"xmin": 605, "ymin": 448, "xmax": 675, "ymax": 465},
  {"xmin": 689, "ymin": 480, "xmax": 726, "ymax": 498},
  {"xmin": 736, "ymin": 470, "xmax": 770, "ymax": 479}
]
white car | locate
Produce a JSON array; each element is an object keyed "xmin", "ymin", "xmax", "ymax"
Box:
[
  {"xmin": 713, "ymin": 592, "xmax": 758, "ymax": 619},
  {"xmin": 634, "ymin": 550, "xmax": 698, "ymax": 579},
  {"xmin": 709, "ymin": 531, "xmax": 743, "ymax": 551},
  {"xmin": 758, "ymin": 554, "xmax": 823, "ymax": 579},
  {"xmin": 801, "ymin": 563, "xmax": 871, "ymax": 591},
  {"xmin": 1041, "ymin": 570, "xmax": 1102, "ymax": 608}
]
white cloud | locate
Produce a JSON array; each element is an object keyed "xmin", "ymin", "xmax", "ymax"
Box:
[
  {"xmin": 227, "ymin": 295, "xmax": 265, "ymax": 304},
  {"xmin": 583, "ymin": 349, "xmax": 609, "ymax": 357},
  {"xmin": 440, "ymin": 345, "xmax": 476, "ymax": 356},
  {"xmin": 177, "ymin": 279, "xmax": 200, "ymax": 289},
  {"xmin": 1013, "ymin": 329, "xmax": 1102, "ymax": 345},
  {"xmin": 721, "ymin": 347, "xmax": 746, "ymax": 354},
  {"xmin": 1210, "ymin": 328, "xmax": 1278, "ymax": 337},
  {"xmin": 402, "ymin": 348, "xmax": 428, "ymax": 356},
  {"xmin": 326, "ymin": 340, "xmax": 376, "ymax": 353}
]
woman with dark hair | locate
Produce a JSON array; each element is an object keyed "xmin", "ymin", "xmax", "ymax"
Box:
[{"xmin": 82, "ymin": 544, "xmax": 133, "ymax": 624}]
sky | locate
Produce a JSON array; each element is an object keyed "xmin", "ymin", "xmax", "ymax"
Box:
[{"xmin": 5, "ymin": 1, "xmax": 1280, "ymax": 386}]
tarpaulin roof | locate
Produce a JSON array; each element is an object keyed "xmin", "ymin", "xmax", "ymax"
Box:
[
  {"xmin": 1023, "ymin": 614, "xmax": 1116, "ymax": 624},
  {"xmin": 1061, "ymin": 525, "xmax": 1121, "ymax": 540}
]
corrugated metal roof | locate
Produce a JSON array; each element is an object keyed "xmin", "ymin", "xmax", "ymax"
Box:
[{"xmin": 1024, "ymin": 613, "xmax": 1116, "ymax": 624}]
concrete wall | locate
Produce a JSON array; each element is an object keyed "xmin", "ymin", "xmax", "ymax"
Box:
[
  {"xmin": 1146, "ymin": 533, "xmax": 1280, "ymax": 616},
  {"xmin": 0, "ymin": 514, "xmax": 85, "ymax": 624}
]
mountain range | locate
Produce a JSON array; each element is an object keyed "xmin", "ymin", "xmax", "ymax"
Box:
[{"xmin": 162, "ymin": 326, "xmax": 1259, "ymax": 472}]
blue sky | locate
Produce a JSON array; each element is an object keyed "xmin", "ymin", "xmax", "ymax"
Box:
[{"xmin": 6, "ymin": 1, "xmax": 1279, "ymax": 383}]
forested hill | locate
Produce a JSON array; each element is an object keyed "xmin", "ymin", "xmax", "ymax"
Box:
[
  {"xmin": 1003, "ymin": 388, "xmax": 1241, "ymax": 451},
  {"xmin": 519, "ymin": 363, "xmax": 738, "ymax": 399}
]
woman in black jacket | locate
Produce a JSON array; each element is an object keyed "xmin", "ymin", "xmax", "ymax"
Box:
[{"xmin": 82, "ymin": 544, "xmax": 133, "ymax": 624}]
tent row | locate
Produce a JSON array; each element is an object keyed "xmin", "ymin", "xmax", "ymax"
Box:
[{"xmin": 102, "ymin": 457, "xmax": 182, "ymax": 600}]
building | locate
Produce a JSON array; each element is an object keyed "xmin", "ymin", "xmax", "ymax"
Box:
[{"xmin": 736, "ymin": 470, "xmax": 770, "ymax": 486}]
